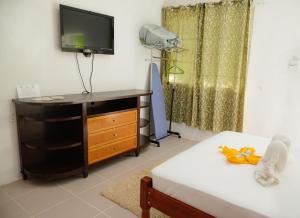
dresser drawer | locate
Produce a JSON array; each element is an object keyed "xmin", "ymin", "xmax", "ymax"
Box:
[
  {"xmin": 87, "ymin": 110, "xmax": 137, "ymax": 133},
  {"xmin": 88, "ymin": 136, "xmax": 137, "ymax": 164},
  {"xmin": 88, "ymin": 123, "xmax": 137, "ymax": 149}
]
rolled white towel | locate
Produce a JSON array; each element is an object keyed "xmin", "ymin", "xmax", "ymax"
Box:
[{"xmin": 254, "ymin": 134, "xmax": 291, "ymax": 187}]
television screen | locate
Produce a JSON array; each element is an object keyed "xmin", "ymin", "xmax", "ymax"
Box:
[{"xmin": 60, "ymin": 5, "xmax": 114, "ymax": 54}]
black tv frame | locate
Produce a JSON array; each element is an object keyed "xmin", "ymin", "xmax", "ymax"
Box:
[{"xmin": 60, "ymin": 4, "xmax": 114, "ymax": 55}]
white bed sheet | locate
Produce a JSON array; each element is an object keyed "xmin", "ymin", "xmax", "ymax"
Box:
[{"xmin": 151, "ymin": 131, "xmax": 300, "ymax": 218}]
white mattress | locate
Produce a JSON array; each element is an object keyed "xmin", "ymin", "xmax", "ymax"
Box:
[{"xmin": 151, "ymin": 131, "xmax": 300, "ymax": 218}]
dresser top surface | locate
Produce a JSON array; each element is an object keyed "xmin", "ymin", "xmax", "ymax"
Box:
[{"xmin": 12, "ymin": 89, "xmax": 152, "ymax": 105}]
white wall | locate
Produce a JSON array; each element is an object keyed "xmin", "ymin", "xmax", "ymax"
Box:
[
  {"xmin": 0, "ymin": 0, "xmax": 163, "ymax": 185},
  {"xmin": 244, "ymin": 0, "xmax": 300, "ymax": 145},
  {"xmin": 164, "ymin": 0, "xmax": 300, "ymax": 146}
]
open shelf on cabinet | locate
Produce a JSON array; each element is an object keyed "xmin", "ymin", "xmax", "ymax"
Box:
[
  {"xmin": 24, "ymin": 138, "xmax": 82, "ymax": 151},
  {"xmin": 140, "ymin": 101, "xmax": 150, "ymax": 109},
  {"xmin": 22, "ymin": 146, "xmax": 84, "ymax": 179},
  {"xmin": 24, "ymin": 162, "xmax": 83, "ymax": 179},
  {"xmin": 140, "ymin": 118, "xmax": 149, "ymax": 128},
  {"xmin": 87, "ymin": 97, "xmax": 138, "ymax": 117},
  {"xmin": 139, "ymin": 134, "xmax": 150, "ymax": 147},
  {"xmin": 22, "ymin": 115, "xmax": 81, "ymax": 122}
]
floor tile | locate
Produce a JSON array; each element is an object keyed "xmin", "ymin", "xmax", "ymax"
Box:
[
  {"xmin": 36, "ymin": 197, "xmax": 99, "ymax": 218},
  {"xmin": 78, "ymin": 180, "xmax": 114, "ymax": 211},
  {"xmin": 120, "ymin": 153, "xmax": 153, "ymax": 167},
  {"xmin": 1, "ymin": 180, "xmax": 52, "ymax": 199},
  {"xmin": 106, "ymin": 165, "xmax": 153, "ymax": 191},
  {"xmin": 94, "ymin": 212, "xmax": 110, "ymax": 218},
  {"xmin": 0, "ymin": 137, "xmax": 198, "ymax": 218},
  {"xmin": 0, "ymin": 189, "xmax": 11, "ymax": 206},
  {"xmin": 15, "ymin": 185, "xmax": 72, "ymax": 215},
  {"xmin": 57, "ymin": 172, "xmax": 105, "ymax": 195},
  {"xmin": 139, "ymin": 145, "xmax": 167, "ymax": 159},
  {"xmin": 0, "ymin": 200, "xmax": 31, "ymax": 218},
  {"xmin": 105, "ymin": 205, "xmax": 137, "ymax": 218},
  {"xmin": 94, "ymin": 157, "xmax": 136, "ymax": 179}
]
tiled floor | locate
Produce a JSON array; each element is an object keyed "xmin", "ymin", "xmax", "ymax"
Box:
[{"xmin": 0, "ymin": 136, "xmax": 197, "ymax": 218}]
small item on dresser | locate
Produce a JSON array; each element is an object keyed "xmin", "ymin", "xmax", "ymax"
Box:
[
  {"xmin": 254, "ymin": 134, "xmax": 291, "ymax": 187},
  {"xmin": 51, "ymin": 96, "xmax": 65, "ymax": 100},
  {"xmin": 30, "ymin": 96, "xmax": 65, "ymax": 101},
  {"xmin": 31, "ymin": 96, "xmax": 53, "ymax": 101}
]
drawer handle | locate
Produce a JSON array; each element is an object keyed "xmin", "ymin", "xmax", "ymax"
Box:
[{"xmin": 113, "ymin": 133, "xmax": 118, "ymax": 137}]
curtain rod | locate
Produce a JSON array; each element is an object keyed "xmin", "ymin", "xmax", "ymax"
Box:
[{"xmin": 163, "ymin": 0, "xmax": 252, "ymax": 9}]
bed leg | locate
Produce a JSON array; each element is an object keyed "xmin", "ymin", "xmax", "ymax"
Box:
[
  {"xmin": 142, "ymin": 209, "xmax": 150, "ymax": 218},
  {"xmin": 140, "ymin": 176, "xmax": 152, "ymax": 218}
]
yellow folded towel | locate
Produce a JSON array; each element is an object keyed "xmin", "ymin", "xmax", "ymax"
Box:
[{"xmin": 219, "ymin": 146, "xmax": 261, "ymax": 165}]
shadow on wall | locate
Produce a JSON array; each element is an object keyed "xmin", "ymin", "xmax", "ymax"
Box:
[{"xmin": 281, "ymin": 48, "xmax": 300, "ymax": 147}]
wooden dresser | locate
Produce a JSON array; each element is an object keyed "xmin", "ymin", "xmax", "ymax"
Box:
[{"xmin": 12, "ymin": 90, "xmax": 152, "ymax": 180}]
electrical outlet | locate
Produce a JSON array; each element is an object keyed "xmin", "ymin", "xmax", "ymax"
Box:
[
  {"xmin": 288, "ymin": 56, "xmax": 299, "ymax": 68},
  {"xmin": 9, "ymin": 110, "xmax": 16, "ymax": 123}
]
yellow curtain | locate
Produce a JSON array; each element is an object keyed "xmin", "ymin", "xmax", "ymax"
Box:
[{"xmin": 162, "ymin": 0, "xmax": 252, "ymax": 132}]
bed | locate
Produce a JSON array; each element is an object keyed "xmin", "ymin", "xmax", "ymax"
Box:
[{"xmin": 140, "ymin": 131, "xmax": 300, "ymax": 218}]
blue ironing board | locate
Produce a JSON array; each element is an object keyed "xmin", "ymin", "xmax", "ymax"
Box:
[{"xmin": 150, "ymin": 63, "xmax": 168, "ymax": 140}]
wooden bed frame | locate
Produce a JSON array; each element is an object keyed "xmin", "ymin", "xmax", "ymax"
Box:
[{"xmin": 140, "ymin": 176, "xmax": 214, "ymax": 218}]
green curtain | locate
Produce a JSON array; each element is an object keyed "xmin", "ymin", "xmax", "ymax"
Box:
[{"xmin": 162, "ymin": 0, "xmax": 252, "ymax": 132}]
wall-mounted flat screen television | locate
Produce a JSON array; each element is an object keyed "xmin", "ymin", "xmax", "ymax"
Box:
[{"xmin": 60, "ymin": 5, "xmax": 114, "ymax": 55}]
